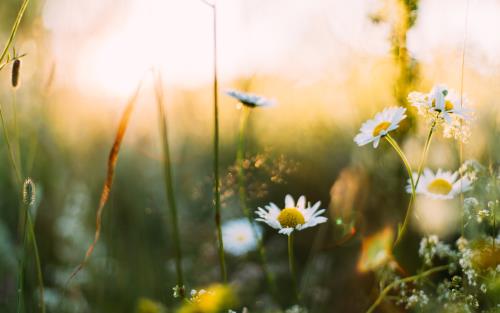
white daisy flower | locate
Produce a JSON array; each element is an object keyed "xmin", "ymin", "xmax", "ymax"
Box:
[
  {"xmin": 222, "ymin": 218, "xmax": 262, "ymax": 256},
  {"xmin": 225, "ymin": 89, "xmax": 276, "ymax": 108},
  {"xmin": 354, "ymin": 107, "xmax": 407, "ymax": 148},
  {"xmin": 406, "ymin": 168, "xmax": 472, "ymax": 200},
  {"xmin": 408, "ymin": 85, "xmax": 472, "ymax": 124},
  {"xmin": 255, "ymin": 194, "xmax": 327, "ymax": 236}
]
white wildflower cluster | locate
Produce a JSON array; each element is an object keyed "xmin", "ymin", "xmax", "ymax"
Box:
[
  {"xmin": 442, "ymin": 117, "xmax": 472, "ymax": 143},
  {"xmin": 408, "ymin": 85, "xmax": 474, "ymax": 143},
  {"xmin": 404, "ymin": 289, "xmax": 429, "ymax": 309},
  {"xmin": 418, "ymin": 235, "xmax": 455, "ymax": 266},
  {"xmin": 464, "ymin": 197, "xmax": 493, "ymax": 224},
  {"xmin": 189, "ymin": 288, "xmax": 211, "ymax": 303},
  {"xmin": 459, "ymin": 160, "xmax": 485, "ymax": 184},
  {"xmin": 456, "ymin": 239, "xmax": 478, "ymax": 286}
]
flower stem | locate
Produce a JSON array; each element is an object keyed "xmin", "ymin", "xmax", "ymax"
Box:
[
  {"xmin": 384, "ymin": 134, "xmax": 415, "ymax": 246},
  {"xmin": 288, "ymin": 233, "xmax": 299, "ymax": 302},
  {"xmin": 365, "ymin": 265, "xmax": 449, "ymax": 313},
  {"xmin": 236, "ymin": 107, "xmax": 277, "ymax": 298},
  {"xmin": 155, "ymin": 74, "xmax": 185, "ymax": 297},
  {"xmin": 210, "ymin": 2, "xmax": 227, "ymax": 283},
  {"xmin": 0, "ymin": 103, "xmax": 22, "ymax": 184}
]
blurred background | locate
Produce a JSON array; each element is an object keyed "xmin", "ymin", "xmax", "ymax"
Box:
[{"xmin": 0, "ymin": 0, "xmax": 499, "ymax": 312}]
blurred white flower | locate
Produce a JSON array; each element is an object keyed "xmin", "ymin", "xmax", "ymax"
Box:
[
  {"xmin": 225, "ymin": 89, "xmax": 276, "ymax": 108},
  {"xmin": 408, "ymin": 85, "xmax": 472, "ymax": 123},
  {"xmin": 354, "ymin": 107, "xmax": 406, "ymax": 148},
  {"xmin": 256, "ymin": 194, "xmax": 327, "ymax": 236},
  {"xmin": 407, "ymin": 168, "xmax": 471, "ymax": 200},
  {"xmin": 222, "ymin": 218, "xmax": 262, "ymax": 256}
]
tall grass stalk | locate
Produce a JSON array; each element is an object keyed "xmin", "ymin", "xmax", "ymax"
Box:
[
  {"xmin": 236, "ymin": 106, "xmax": 277, "ymax": 297},
  {"xmin": 2, "ymin": 104, "xmax": 45, "ymax": 312},
  {"xmin": 459, "ymin": 0, "xmax": 470, "ymax": 237},
  {"xmin": 154, "ymin": 74, "xmax": 185, "ymax": 297},
  {"xmin": 203, "ymin": 0, "xmax": 227, "ymax": 282}
]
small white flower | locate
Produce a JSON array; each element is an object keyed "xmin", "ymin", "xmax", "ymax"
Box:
[
  {"xmin": 226, "ymin": 89, "xmax": 276, "ymax": 108},
  {"xmin": 222, "ymin": 218, "xmax": 262, "ymax": 256},
  {"xmin": 407, "ymin": 168, "xmax": 472, "ymax": 200},
  {"xmin": 408, "ymin": 85, "xmax": 472, "ymax": 124},
  {"xmin": 354, "ymin": 107, "xmax": 407, "ymax": 148},
  {"xmin": 255, "ymin": 194, "xmax": 327, "ymax": 236}
]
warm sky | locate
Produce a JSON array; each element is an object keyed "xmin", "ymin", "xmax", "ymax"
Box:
[{"xmin": 40, "ymin": 0, "xmax": 499, "ymax": 96}]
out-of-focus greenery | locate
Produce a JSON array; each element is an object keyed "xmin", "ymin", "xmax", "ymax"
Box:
[{"xmin": 0, "ymin": 1, "xmax": 499, "ymax": 313}]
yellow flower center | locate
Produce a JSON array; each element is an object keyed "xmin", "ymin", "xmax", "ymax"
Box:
[
  {"xmin": 432, "ymin": 99, "xmax": 454, "ymax": 111},
  {"xmin": 427, "ymin": 178, "xmax": 453, "ymax": 195},
  {"xmin": 444, "ymin": 100, "xmax": 454, "ymax": 111},
  {"xmin": 277, "ymin": 208, "xmax": 305, "ymax": 228},
  {"xmin": 372, "ymin": 121, "xmax": 391, "ymax": 137},
  {"xmin": 236, "ymin": 234, "xmax": 246, "ymax": 242}
]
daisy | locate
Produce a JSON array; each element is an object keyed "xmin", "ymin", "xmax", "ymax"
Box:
[
  {"xmin": 225, "ymin": 89, "xmax": 276, "ymax": 108},
  {"xmin": 255, "ymin": 194, "xmax": 327, "ymax": 236},
  {"xmin": 408, "ymin": 85, "xmax": 472, "ymax": 124},
  {"xmin": 407, "ymin": 168, "xmax": 472, "ymax": 200},
  {"xmin": 354, "ymin": 107, "xmax": 407, "ymax": 148},
  {"xmin": 221, "ymin": 218, "xmax": 262, "ymax": 256}
]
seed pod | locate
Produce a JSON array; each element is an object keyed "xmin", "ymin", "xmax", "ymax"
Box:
[
  {"xmin": 23, "ymin": 178, "xmax": 35, "ymax": 205},
  {"xmin": 12, "ymin": 59, "xmax": 21, "ymax": 88}
]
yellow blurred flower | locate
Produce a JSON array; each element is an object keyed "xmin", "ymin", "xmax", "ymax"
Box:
[
  {"xmin": 357, "ymin": 227, "xmax": 394, "ymax": 273},
  {"xmin": 136, "ymin": 297, "xmax": 166, "ymax": 313},
  {"xmin": 470, "ymin": 240, "xmax": 500, "ymax": 272},
  {"xmin": 177, "ymin": 284, "xmax": 237, "ymax": 313}
]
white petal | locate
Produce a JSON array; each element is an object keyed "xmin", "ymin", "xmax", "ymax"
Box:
[{"xmin": 285, "ymin": 195, "xmax": 295, "ymax": 208}]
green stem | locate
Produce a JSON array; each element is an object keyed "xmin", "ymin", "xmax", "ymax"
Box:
[
  {"xmin": 0, "ymin": 0, "xmax": 30, "ymax": 67},
  {"xmin": 236, "ymin": 107, "xmax": 277, "ymax": 298},
  {"xmin": 394, "ymin": 123, "xmax": 436, "ymax": 247},
  {"xmin": 26, "ymin": 212, "xmax": 45, "ymax": 313},
  {"xmin": 16, "ymin": 203, "xmax": 28, "ymax": 313},
  {"xmin": 384, "ymin": 134, "xmax": 415, "ymax": 245},
  {"xmin": 12, "ymin": 92, "xmax": 23, "ymax": 180},
  {"xmin": 210, "ymin": 3, "xmax": 227, "ymax": 283},
  {"xmin": 288, "ymin": 233, "xmax": 299, "ymax": 302},
  {"xmin": 155, "ymin": 76, "xmax": 184, "ymax": 297},
  {"xmin": 0, "ymin": 103, "xmax": 22, "ymax": 184},
  {"xmin": 366, "ymin": 265, "xmax": 449, "ymax": 313}
]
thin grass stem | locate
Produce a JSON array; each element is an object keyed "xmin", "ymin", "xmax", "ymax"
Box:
[
  {"xmin": 365, "ymin": 265, "xmax": 449, "ymax": 313},
  {"xmin": 209, "ymin": 2, "xmax": 227, "ymax": 283},
  {"xmin": 154, "ymin": 74, "xmax": 185, "ymax": 297},
  {"xmin": 236, "ymin": 106, "xmax": 277, "ymax": 299}
]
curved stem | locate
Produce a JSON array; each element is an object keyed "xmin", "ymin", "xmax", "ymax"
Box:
[
  {"xmin": 210, "ymin": 3, "xmax": 227, "ymax": 283},
  {"xmin": 415, "ymin": 122, "xmax": 436, "ymax": 187},
  {"xmin": 384, "ymin": 134, "xmax": 415, "ymax": 245},
  {"xmin": 236, "ymin": 107, "xmax": 277, "ymax": 298},
  {"xmin": 288, "ymin": 233, "xmax": 299, "ymax": 302},
  {"xmin": 366, "ymin": 265, "xmax": 449, "ymax": 313}
]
